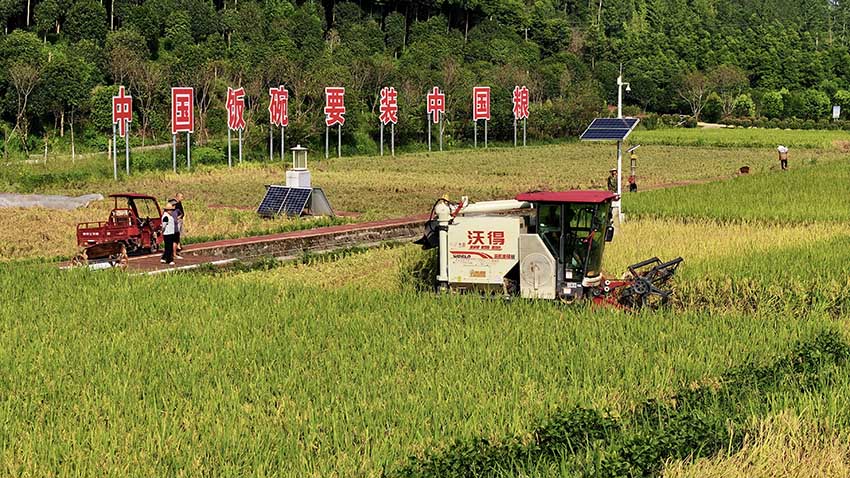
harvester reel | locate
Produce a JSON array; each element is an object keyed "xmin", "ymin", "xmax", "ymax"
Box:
[{"xmin": 610, "ymin": 257, "xmax": 684, "ymax": 310}]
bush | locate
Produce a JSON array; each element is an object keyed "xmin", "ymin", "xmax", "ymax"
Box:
[
  {"xmin": 760, "ymin": 91, "xmax": 784, "ymax": 118},
  {"xmin": 701, "ymin": 93, "xmax": 722, "ymax": 123},
  {"xmin": 798, "ymin": 89, "xmax": 830, "ymax": 120},
  {"xmin": 732, "ymin": 94, "xmax": 756, "ymax": 117}
]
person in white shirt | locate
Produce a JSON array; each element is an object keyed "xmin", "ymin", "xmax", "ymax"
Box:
[
  {"xmin": 777, "ymin": 145, "xmax": 789, "ymax": 170},
  {"xmin": 160, "ymin": 202, "xmax": 177, "ymax": 265}
]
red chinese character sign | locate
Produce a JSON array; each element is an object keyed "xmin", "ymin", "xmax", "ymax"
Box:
[
  {"xmin": 268, "ymin": 86, "xmax": 289, "ymax": 161},
  {"xmin": 512, "ymin": 85, "xmax": 529, "ymax": 147},
  {"xmin": 472, "ymin": 86, "xmax": 490, "ymax": 148},
  {"xmin": 225, "ymin": 86, "xmax": 246, "ymax": 167},
  {"xmin": 324, "ymin": 87, "xmax": 346, "ymax": 158},
  {"xmin": 111, "ymin": 86, "xmax": 132, "ymax": 178},
  {"xmin": 378, "ymin": 87, "xmax": 398, "ymax": 156},
  {"xmin": 171, "ymin": 87, "xmax": 194, "ymax": 172},
  {"xmin": 426, "ymin": 86, "xmax": 446, "ymax": 151}
]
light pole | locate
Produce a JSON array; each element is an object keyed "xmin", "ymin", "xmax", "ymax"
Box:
[
  {"xmin": 617, "ymin": 64, "xmax": 631, "ymax": 119},
  {"xmin": 615, "ymin": 64, "xmax": 631, "ymax": 223}
]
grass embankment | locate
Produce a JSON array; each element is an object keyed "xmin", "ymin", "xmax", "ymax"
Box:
[{"xmin": 2, "ymin": 136, "xmax": 848, "ymax": 261}]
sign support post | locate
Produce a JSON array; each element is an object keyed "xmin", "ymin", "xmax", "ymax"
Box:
[
  {"xmin": 225, "ymin": 86, "xmax": 246, "ymax": 167},
  {"xmin": 512, "ymin": 86, "xmax": 530, "ymax": 148},
  {"xmin": 172, "ymin": 134, "xmax": 177, "ymax": 173},
  {"xmin": 171, "ymin": 87, "xmax": 194, "ymax": 170},
  {"xmin": 112, "ymin": 85, "xmax": 132, "ymax": 178},
  {"xmin": 112, "ymin": 123, "xmax": 117, "ymax": 180},
  {"xmin": 474, "ymin": 121, "xmax": 477, "ymax": 148},
  {"xmin": 323, "ymin": 87, "xmax": 346, "ymax": 158},
  {"xmin": 439, "ymin": 115, "xmax": 443, "ymax": 151},
  {"xmin": 378, "ymin": 87, "xmax": 398, "ymax": 157},
  {"xmin": 125, "ymin": 123, "xmax": 130, "ymax": 176},
  {"xmin": 269, "ymin": 126, "xmax": 273, "ymax": 161},
  {"xmin": 472, "ymin": 86, "xmax": 490, "ymax": 150}
]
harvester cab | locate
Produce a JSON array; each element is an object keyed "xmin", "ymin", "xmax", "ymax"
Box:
[
  {"xmin": 517, "ymin": 191, "xmax": 615, "ymax": 299},
  {"xmin": 416, "ymin": 190, "xmax": 682, "ymax": 309}
]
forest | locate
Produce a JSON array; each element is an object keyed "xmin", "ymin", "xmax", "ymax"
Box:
[{"xmin": 2, "ymin": 0, "xmax": 850, "ymax": 158}]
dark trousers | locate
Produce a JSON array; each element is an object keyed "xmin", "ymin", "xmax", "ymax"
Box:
[
  {"xmin": 780, "ymin": 159, "xmax": 788, "ymax": 170},
  {"xmin": 161, "ymin": 234, "xmax": 175, "ymax": 262}
]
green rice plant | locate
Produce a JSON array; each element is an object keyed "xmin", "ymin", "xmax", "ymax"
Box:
[
  {"xmin": 625, "ymin": 160, "xmax": 850, "ymax": 225},
  {"xmin": 631, "ymin": 128, "xmax": 850, "ymax": 149}
]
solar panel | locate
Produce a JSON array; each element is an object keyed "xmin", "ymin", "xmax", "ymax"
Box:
[
  {"xmin": 580, "ymin": 117, "xmax": 640, "ymax": 141},
  {"xmin": 282, "ymin": 187, "xmax": 312, "ymax": 216},
  {"xmin": 257, "ymin": 186, "xmax": 290, "ymax": 217}
]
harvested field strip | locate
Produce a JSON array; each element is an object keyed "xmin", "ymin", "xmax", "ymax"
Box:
[
  {"xmin": 390, "ymin": 330, "xmax": 850, "ymax": 478},
  {"xmin": 662, "ymin": 411, "xmax": 850, "ymax": 478}
]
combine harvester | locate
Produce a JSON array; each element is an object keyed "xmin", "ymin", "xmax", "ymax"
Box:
[{"xmin": 416, "ymin": 190, "xmax": 682, "ymax": 309}]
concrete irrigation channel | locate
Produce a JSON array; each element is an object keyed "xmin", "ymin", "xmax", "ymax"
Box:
[{"xmin": 62, "ymin": 214, "xmax": 428, "ymax": 274}]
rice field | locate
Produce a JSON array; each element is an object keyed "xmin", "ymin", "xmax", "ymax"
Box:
[{"xmin": 1, "ymin": 127, "xmax": 850, "ymax": 477}]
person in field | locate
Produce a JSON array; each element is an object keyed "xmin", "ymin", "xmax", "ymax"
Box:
[
  {"xmin": 607, "ymin": 168, "xmax": 618, "ymax": 193},
  {"xmin": 173, "ymin": 192, "xmax": 186, "ymax": 258},
  {"xmin": 777, "ymin": 145, "xmax": 789, "ymax": 170},
  {"xmin": 160, "ymin": 202, "xmax": 177, "ymax": 265}
]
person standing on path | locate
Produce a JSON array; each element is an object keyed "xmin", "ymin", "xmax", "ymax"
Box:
[
  {"xmin": 777, "ymin": 145, "xmax": 789, "ymax": 170},
  {"xmin": 173, "ymin": 192, "xmax": 185, "ymax": 258},
  {"xmin": 160, "ymin": 202, "xmax": 177, "ymax": 265},
  {"xmin": 607, "ymin": 168, "xmax": 618, "ymax": 193}
]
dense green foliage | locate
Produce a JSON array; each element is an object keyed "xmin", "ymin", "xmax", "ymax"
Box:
[{"xmin": 3, "ymin": 0, "xmax": 850, "ymax": 159}]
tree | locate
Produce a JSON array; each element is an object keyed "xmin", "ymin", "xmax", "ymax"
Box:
[
  {"xmin": 677, "ymin": 71, "xmax": 709, "ymax": 120},
  {"xmin": 129, "ymin": 61, "xmax": 166, "ymax": 144},
  {"xmin": 731, "ymin": 93, "xmax": 755, "ymax": 117},
  {"xmin": 798, "ymin": 89, "xmax": 830, "ymax": 119},
  {"xmin": 64, "ymin": 0, "xmax": 108, "ymax": 43},
  {"xmin": 8, "ymin": 62, "xmax": 40, "ymax": 154},
  {"xmin": 760, "ymin": 90, "xmax": 784, "ymax": 119},
  {"xmin": 708, "ymin": 64, "xmax": 749, "ymax": 117}
]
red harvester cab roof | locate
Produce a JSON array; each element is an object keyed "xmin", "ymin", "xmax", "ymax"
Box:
[
  {"xmin": 108, "ymin": 193, "xmax": 159, "ymax": 200},
  {"xmin": 515, "ymin": 190, "xmax": 617, "ymax": 204}
]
